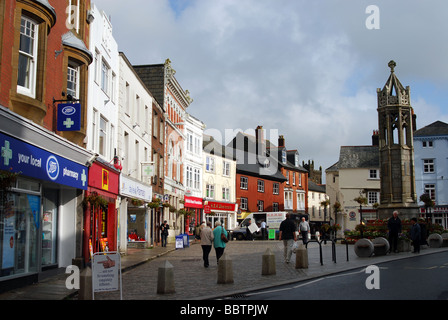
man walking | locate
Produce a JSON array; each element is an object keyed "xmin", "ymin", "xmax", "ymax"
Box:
[
  {"xmin": 279, "ymin": 213, "xmax": 297, "ymax": 263},
  {"xmin": 387, "ymin": 211, "xmax": 402, "ymax": 253},
  {"xmin": 299, "ymin": 217, "xmax": 310, "ymax": 245},
  {"xmin": 161, "ymin": 220, "xmax": 169, "ymax": 247}
]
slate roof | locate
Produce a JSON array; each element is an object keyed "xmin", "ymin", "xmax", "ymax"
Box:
[
  {"xmin": 308, "ymin": 180, "xmax": 326, "ymax": 193},
  {"xmin": 414, "ymin": 121, "xmax": 448, "ymax": 137},
  {"xmin": 338, "ymin": 146, "xmax": 379, "ymax": 169}
]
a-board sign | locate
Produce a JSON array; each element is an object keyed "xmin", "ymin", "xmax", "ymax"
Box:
[{"xmin": 92, "ymin": 252, "xmax": 122, "ymax": 299}]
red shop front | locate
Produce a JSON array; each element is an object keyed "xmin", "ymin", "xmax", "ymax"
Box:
[
  {"xmin": 83, "ymin": 161, "xmax": 120, "ymax": 262},
  {"xmin": 184, "ymin": 196, "xmax": 203, "ymax": 235}
]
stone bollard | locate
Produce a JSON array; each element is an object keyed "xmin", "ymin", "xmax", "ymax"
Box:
[
  {"xmin": 157, "ymin": 260, "xmax": 175, "ymax": 294},
  {"xmin": 217, "ymin": 253, "xmax": 234, "ymax": 284},
  {"xmin": 262, "ymin": 248, "xmax": 276, "ymax": 275},
  {"xmin": 78, "ymin": 265, "xmax": 92, "ymax": 300},
  {"xmin": 295, "ymin": 244, "xmax": 308, "ymax": 269},
  {"xmin": 373, "ymin": 237, "xmax": 390, "ymax": 256},
  {"xmin": 354, "ymin": 238, "xmax": 374, "ymax": 257}
]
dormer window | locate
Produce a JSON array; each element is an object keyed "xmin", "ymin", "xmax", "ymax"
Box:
[
  {"xmin": 282, "ymin": 149, "xmax": 287, "ymax": 164},
  {"xmin": 295, "ymin": 153, "xmax": 299, "ymax": 167}
]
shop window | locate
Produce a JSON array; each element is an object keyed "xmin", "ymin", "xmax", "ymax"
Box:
[{"xmin": 42, "ymin": 190, "xmax": 58, "ymax": 266}]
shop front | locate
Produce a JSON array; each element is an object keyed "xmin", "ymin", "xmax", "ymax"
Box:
[
  {"xmin": 184, "ymin": 196, "xmax": 203, "ymax": 235},
  {"xmin": 205, "ymin": 201, "xmax": 238, "ymax": 230},
  {"xmin": 119, "ymin": 174, "xmax": 152, "ymax": 250},
  {"xmin": 0, "ymin": 109, "xmax": 91, "ymax": 290},
  {"xmin": 83, "ymin": 160, "xmax": 119, "ymax": 263}
]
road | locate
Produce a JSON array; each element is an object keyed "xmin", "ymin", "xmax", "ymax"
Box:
[{"xmin": 220, "ymin": 251, "xmax": 448, "ymax": 300}]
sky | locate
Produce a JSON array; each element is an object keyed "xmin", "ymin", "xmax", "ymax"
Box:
[{"xmin": 92, "ymin": 0, "xmax": 448, "ymax": 180}]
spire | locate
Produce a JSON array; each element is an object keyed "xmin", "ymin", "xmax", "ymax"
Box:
[{"xmin": 377, "ymin": 60, "xmax": 410, "ymax": 107}]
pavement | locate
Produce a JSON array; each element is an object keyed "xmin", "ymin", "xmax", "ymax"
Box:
[{"xmin": 0, "ymin": 239, "xmax": 447, "ymax": 301}]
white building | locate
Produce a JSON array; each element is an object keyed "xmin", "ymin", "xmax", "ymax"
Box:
[
  {"xmin": 202, "ymin": 134, "xmax": 238, "ymax": 230},
  {"xmin": 183, "ymin": 113, "xmax": 205, "ymax": 234},
  {"xmin": 117, "ymin": 52, "xmax": 153, "ymax": 251},
  {"xmin": 86, "ymin": 4, "xmax": 119, "ymax": 163}
]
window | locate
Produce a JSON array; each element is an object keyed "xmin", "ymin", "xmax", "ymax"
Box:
[
  {"xmin": 240, "ymin": 176, "xmax": 248, "ymax": 190},
  {"xmin": 101, "ymin": 60, "xmax": 110, "ymax": 94},
  {"xmin": 297, "ymin": 192, "xmax": 305, "ymax": 210},
  {"xmin": 99, "ymin": 116, "xmax": 107, "ymax": 156},
  {"xmin": 94, "ymin": 49, "xmax": 100, "ymax": 83},
  {"xmin": 240, "ymin": 197, "xmax": 248, "ymax": 210},
  {"xmin": 423, "ymin": 159, "xmax": 435, "ymax": 173},
  {"xmin": 292, "ymin": 172, "xmax": 296, "ymax": 185},
  {"xmin": 295, "ymin": 153, "xmax": 299, "ymax": 167},
  {"xmin": 222, "ymin": 187, "xmax": 230, "ymax": 201},
  {"xmin": 369, "ymin": 169, "xmax": 379, "ymax": 179},
  {"xmin": 257, "ymin": 180, "xmax": 264, "ymax": 192},
  {"xmin": 422, "ymin": 141, "xmax": 433, "ymax": 148},
  {"xmin": 285, "ymin": 170, "xmax": 289, "ymax": 184},
  {"xmin": 17, "ymin": 16, "xmax": 39, "ymax": 97},
  {"xmin": 285, "ymin": 191, "xmax": 293, "ymax": 210},
  {"xmin": 368, "ymin": 191, "xmax": 380, "ymax": 205},
  {"xmin": 257, "ymin": 200, "xmax": 264, "ymax": 212},
  {"xmin": 206, "ymin": 156, "xmax": 215, "ymax": 172},
  {"xmin": 186, "ymin": 166, "xmax": 193, "ymax": 188},
  {"xmin": 424, "ymin": 184, "xmax": 436, "ymax": 201},
  {"xmin": 153, "ymin": 113, "xmax": 158, "ymax": 138},
  {"xmin": 282, "ymin": 150, "xmax": 287, "ymax": 164},
  {"xmin": 125, "ymin": 82, "xmax": 130, "ymax": 115},
  {"xmin": 206, "ymin": 184, "xmax": 215, "ymax": 199},
  {"xmin": 187, "ymin": 132, "xmax": 193, "ymax": 152},
  {"xmin": 67, "ymin": 63, "xmax": 79, "ymax": 99},
  {"xmin": 111, "ymin": 72, "xmax": 116, "ymax": 103},
  {"xmin": 194, "ymin": 168, "xmax": 200, "ymax": 190},
  {"xmin": 222, "ymin": 161, "xmax": 230, "ymax": 176},
  {"xmin": 273, "ymin": 183, "xmax": 279, "ymax": 195},
  {"xmin": 273, "ymin": 203, "xmax": 279, "ymax": 212}
]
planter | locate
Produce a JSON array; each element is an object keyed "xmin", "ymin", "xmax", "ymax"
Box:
[{"xmin": 398, "ymin": 239, "xmax": 411, "ymax": 252}]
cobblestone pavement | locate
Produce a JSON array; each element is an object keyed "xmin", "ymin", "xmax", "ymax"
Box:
[
  {"xmin": 90, "ymin": 240, "xmax": 447, "ymax": 300},
  {"xmin": 1, "ymin": 240, "xmax": 446, "ymax": 300}
]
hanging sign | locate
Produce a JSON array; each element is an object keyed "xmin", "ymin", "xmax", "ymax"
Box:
[{"xmin": 57, "ymin": 103, "xmax": 81, "ymax": 131}]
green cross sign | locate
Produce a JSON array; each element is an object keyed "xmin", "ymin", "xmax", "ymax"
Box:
[
  {"xmin": 63, "ymin": 118, "xmax": 75, "ymax": 129},
  {"xmin": 81, "ymin": 169, "xmax": 87, "ymax": 187},
  {"xmin": 1, "ymin": 140, "xmax": 12, "ymax": 166},
  {"xmin": 143, "ymin": 164, "xmax": 153, "ymax": 176}
]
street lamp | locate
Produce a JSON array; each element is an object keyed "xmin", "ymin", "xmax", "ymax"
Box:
[{"xmin": 354, "ymin": 191, "xmax": 367, "ymax": 239}]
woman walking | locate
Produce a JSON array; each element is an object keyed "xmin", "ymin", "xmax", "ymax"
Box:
[{"xmin": 213, "ymin": 220, "xmax": 228, "ymax": 264}]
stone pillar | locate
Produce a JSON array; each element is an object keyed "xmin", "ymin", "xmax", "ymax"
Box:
[
  {"xmin": 217, "ymin": 253, "xmax": 234, "ymax": 284},
  {"xmin": 157, "ymin": 260, "xmax": 175, "ymax": 294},
  {"xmin": 295, "ymin": 244, "xmax": 308, "ymax": 269},
  {"xmin": 262, "ymin": 248, "xmax": 276, "ymax": 275},
  {"xmin": 78, "ymin": 266, "xmax": 92, "ymax": 300}
]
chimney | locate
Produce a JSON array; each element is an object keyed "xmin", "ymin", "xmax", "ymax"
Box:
[
  {"xmin": 372, "ymin": 130, "xmax": 379, "ymax": 146},
  {"xmin": 255, "ymin": 125, "xmax": 264, "ymax": 156},
  {"xmin": 278, "ymin": 135, "xmax": 285, "ymax": 148}
]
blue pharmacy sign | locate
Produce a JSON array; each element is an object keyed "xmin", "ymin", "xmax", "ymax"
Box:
[
  {"xmin": 57, "ymin": 103, "xmax": 81, "ymax": 131},
  {"xmin": 0, "ymin": 132, "xmax": 88, "ymax": 190}
]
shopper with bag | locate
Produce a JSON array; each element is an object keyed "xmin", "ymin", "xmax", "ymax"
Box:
[{"xmin": 213, "ymin": 220, "xmax": 228, "ymax": 264}]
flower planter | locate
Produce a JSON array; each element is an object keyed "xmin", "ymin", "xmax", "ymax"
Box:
[{"xmin": 398, "ymin": 239, "xmax": 411, "ymax": 252}]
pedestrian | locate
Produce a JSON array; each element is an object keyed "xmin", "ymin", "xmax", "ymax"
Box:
[
  {"xmin": 213, "ymin": 220, "xmax": 228, "ymax": 264},
  {"xmin": 260, "ymin": 219, "xmax": 267, "ymax": 240},
  {"xmin": 246, "ymin": 218, "xmax": 254, "ymax": 241},
  {"xmin": 161, "ymin": 220, "xmax": 169, "ymax": 247},
  {"xmin": 200, "ymin": 221, "xmax": 214, "ymax": 267},
  {"xmin": 299, "ymin": 217, "xmax": 310, "ymax": 245},
  {"xmin": 387, "ymin": 211, "xmax": 402, "ymax": 253},
  {"xmin": 410, "ymin": 218, "xmax": 421, "ymax": 253},
  {"xmin": 279, "ymin": 213, "xmax": 297, "ymax": 263}
]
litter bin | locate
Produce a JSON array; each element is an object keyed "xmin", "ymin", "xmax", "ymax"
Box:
[{"xmin": 175, "ymin": 235, "xmax": 184, "ymax": 249}]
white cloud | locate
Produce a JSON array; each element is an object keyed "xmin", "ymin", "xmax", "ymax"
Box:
[{"xmin": 93, "ymin": 0, "xmax": 448, "ymax": 177}]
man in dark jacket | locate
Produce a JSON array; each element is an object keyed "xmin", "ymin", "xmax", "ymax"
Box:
[
  {"xmin": 387, "ymin": 211, "xmax": 402, "ymax": 253},
  {"xmin": 279, "ymin": 214, "xmax": 297, "ymax": 263},
  {"xmin": 410, "ymin": 218, "xmax": 421, "ymax": 253}
]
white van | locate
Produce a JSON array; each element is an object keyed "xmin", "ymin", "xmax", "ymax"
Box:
[{"xmin": 230, "ymin": 212, "xmax": 291, "ymax": 240}]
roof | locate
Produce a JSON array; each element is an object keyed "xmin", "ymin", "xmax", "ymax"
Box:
[
  {"xmin": 308, "ymin": 180, "xmax": 326, "ymax": 193},
  {"xmin": 414, "ymin": 121, "xmax": 448, "ymax": 137},
  {"xmin": 203, "ymin": 135, "xmax": 236, "ymax": 161},
  {"xmin": 338, "ymin": 146, "xmax": 379, "ymax": 169}
]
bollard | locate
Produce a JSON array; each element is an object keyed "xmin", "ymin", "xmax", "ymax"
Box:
[
  {"xmin": 428, "ymin": 233, "xmax": 443, "ymax": 248},
  {"xmin": 78, "ymin": 266, "xmax": 92, "ymax": 300},
  {"xmin": 157, "ymin": 260, "xmax": 175, "ymax": 294},
  {"xmin": 262, "ymin": 248, "xmax": 276, "ymax": 275},
  {"xmin": 217, "ymin": 253, "xmax": 234, "ymax": 284},
  {"xmin": 295, "ymin": 244, "xmax": 308, "ymax": 269}
]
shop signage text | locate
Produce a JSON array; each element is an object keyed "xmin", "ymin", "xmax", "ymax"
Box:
[
  {"xmin": 0, "ymin": 132, "xmax": 88, "ymax": 190},
  {"xmin": 120, "ymin": 175, "xmax": 152, "ymax": 202}
]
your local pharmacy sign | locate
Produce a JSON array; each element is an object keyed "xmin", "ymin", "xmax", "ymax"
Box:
[{"xmin": 0, "ymin": 132, "xmax": 88, "ymax": 190}]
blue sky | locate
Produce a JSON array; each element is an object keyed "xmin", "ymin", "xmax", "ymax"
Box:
[{"xmin": 92, "ymin": 0, "xmax": 448, "ymax": 176}]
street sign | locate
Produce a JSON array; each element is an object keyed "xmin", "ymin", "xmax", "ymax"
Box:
[{"xmin": 57, "ymin": 103, "xmax": 81, "ymax": 131}]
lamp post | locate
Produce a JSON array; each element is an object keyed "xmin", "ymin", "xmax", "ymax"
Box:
[{"xmin": 354, "ymin": 191, "xmax": 367, "ymax": 239}]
